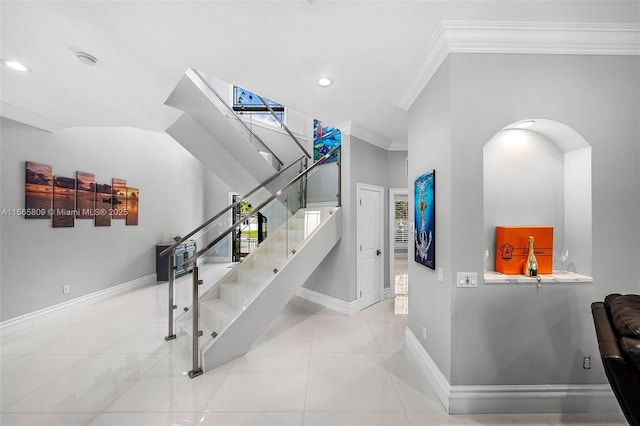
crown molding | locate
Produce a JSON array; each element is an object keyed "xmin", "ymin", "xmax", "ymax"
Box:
[
  {"xmin": 396, "ymin": 21, "xmax": 640, "ymax": 111},
  {"xmin": 339, "ymin": 120, "xmax": 391, "ymax": 150},
  {"xmin": 0, "ymin": 102, "xmax": 69, "ymax": 133},
  {"xmin": 388, "ymin": 140, "xmax": 408, "ymax": 151}
]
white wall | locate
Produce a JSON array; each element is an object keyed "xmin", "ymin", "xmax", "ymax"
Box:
[
  {"xmin": 0, "ymin": 119, "xmax": 209, "ymax": 321},
  {"xmin": 408, "ymin": 53, "xmax": 640, "ymax": 388}
]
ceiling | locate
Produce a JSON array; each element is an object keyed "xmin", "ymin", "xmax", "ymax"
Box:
[{"xmin": 1, "ymin": 1, "xmax": 638, "ymax": 149}]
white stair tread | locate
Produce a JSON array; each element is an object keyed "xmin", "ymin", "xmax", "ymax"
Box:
[{"xmin": 201, "ymin": 298, "xmax": 236, "ymax": 318}]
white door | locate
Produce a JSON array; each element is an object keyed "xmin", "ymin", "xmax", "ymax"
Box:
[{"xmin": 357, "ymin": 183, "xmax": 384, "ymax": 310}]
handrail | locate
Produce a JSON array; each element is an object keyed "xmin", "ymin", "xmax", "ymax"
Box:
[
  {"xmin": 255, "ymin": 94, "xmax": 311, "ymax": 159},
  {"xmin": 181, "ymin": 144, "xmax": 341, "ymax": 268},
  {"xmin": 159, "ymin": 154, "xmax": 306, "ymax": 258},
  {"xmin": 189, "ymin": 68, "xmax": 285, "ymax": 168}
]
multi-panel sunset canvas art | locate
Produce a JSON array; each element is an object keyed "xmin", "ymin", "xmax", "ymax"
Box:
[
  {"xmin": 126, "ymin": 187, "xmax": 139, "ymax": 226},
  {"xmin": 76, "ymin": 172, "xmax": 95, "ymax": 219},
  {"xmin": 23, "ymin": 162, "xmax": 139, "ymax": 228},
  {"xmin": 53, "ymin": 176, "xmax": 76, "ymax": 228},
  {"xmin": 95, "ymin": 183, "xmax": 112, "ymax": 227},
  {"xmin": 25, "ymin": 161, "xmax": 53, "ymax": 219},
  {"xmin": 111, "ymin": 178, "xmax": 127, "ymax": 220}
]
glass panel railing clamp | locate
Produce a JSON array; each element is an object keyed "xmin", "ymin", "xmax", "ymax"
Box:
[
  {"xmin": 273, "ymin": 268, "xmax": 278, "ymax": 274},
  {"xmin": 211, "ymin": 331, "xmax": 218, "ymax": 338},
  {"xmin": 188, "ymin": 368, "xmax": 203, "ymax": 379},
  {"xmin": 198, "ymin": 330, "xmax": 203, "ymax": 337},
  {"xmin": 164, "ymin": 335, "xmax": 177, "ymax": 341}
]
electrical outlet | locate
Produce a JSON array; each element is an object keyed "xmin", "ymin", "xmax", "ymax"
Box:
[
  {"xmin": 63, "ymin": 285, "xmax": 70, "ymax": 294},
  {"xmin": 583, "ymin": 356, "xmax": 591, "ymax": 370},
  {"xmin": 438, "ymin": 267, "xmax": 444, "ymax": 282},
  {"xmin": 422, "ymin": 326, "xmax": 427, "ymax": 341},
  {"xmin": 456, "ymin": 272, "xmax": 478, "ymax": 288}
]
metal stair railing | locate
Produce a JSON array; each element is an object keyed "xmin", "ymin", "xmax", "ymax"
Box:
[{"xmin": 159, "ymin": 154, "xmax": 305, "ymax": 342}]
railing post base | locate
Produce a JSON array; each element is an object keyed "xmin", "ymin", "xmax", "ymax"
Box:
[{"xmin": 188, "ymin": 368, "xmax": 203, "ymax": 379}]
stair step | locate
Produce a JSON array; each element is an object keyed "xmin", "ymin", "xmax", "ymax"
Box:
[
  {"xmin": 220, "ymin": 281, "xmax": 262, "ymax": 309},
  {"xmin": 252, "ymin": 252, "xmax": 285, "ymax": 269},
  {"xmin": 176, "ymin": 314, "xmax": 213, "ymax": 347},
  {"xmin": 200, "ymin": 298, "xmax": 236, "ymax": 332},
  {"xmin": 237, "ymin": 265, "xmax": 272, "ymax": 284}
]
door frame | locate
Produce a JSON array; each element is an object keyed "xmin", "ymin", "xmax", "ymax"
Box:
[
  {"xmin": 356, "ymin": 182, "xmax": 385, "ymax": 311},
  {"xmin": 389, "ymin": 188, "xmax": 408, "ymax": 299}
]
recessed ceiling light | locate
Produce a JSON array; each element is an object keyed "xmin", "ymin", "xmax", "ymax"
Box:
[
  {"xmin": 2, "ymin": 59, "xmax": 30, "ymax": 72},
  {"xmin": 75, "ymin": 52, "xmax": 98, "ymax": 66},
  {"xmin": 317, "ymin": 77, "xmax": 333, "ymax": 87},
  {"xmin": 514, "ymin": 120, "xmax": 535, "ymax": 128}
]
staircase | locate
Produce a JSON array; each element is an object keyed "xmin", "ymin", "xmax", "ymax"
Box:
[
  {"xmin": 161, "ymin": 68, "xmax": 341, "ymax": 376},
  {"xmin": 179, "ymin": 206, "xmax": 341, "ymax": 371},
  {"xmin": 165, "ymin": 68, "xmax": 293, "ymax": 194}
]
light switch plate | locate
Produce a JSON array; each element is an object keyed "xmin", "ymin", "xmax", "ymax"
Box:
[{"xmin": 456, "ymin": 272, "xmax": 478, "ymax": 288}]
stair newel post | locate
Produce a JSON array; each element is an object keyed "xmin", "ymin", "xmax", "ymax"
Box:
[
  {"xmin": 188, "ymin": 265, "xmax": 203, "ymax": 378},
  {"xmin": 164, "ymin": 250, "xmax": 177, "ymax": 341}
]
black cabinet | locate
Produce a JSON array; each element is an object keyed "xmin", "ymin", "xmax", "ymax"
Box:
[{"xmin": 155, "ymin": 240, "xmax": 196, "ymax": 281}]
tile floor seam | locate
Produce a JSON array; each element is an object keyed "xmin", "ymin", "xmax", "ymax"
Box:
[
  {"xmin": 301, "ymin": 342, "xmax": 314, "ymax": 425},
  {"xmin": 380, "ymin": 347, "xmax": 412, "ymax": 420},
  {"xmin": 199, "ymin": 351, "xmax": 235, "ymax": 414},
  {"xmin": 0, "ymin": 352, "xmax": 101, "ymax": 413},
  {"xmin": 98, "ymin": 351, "xmax": 170, "ymax": 415}
]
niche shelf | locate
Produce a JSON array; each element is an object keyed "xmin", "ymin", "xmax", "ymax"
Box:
[
  {"xmin": 483, "ymin": 119, "xmax": 593, "ymax": 281},
  {"xmin": 484, "ymin": 271, "xmax": 593, "ymax": 284}
]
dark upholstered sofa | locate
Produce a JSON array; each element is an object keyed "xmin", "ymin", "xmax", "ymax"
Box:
[{"xmin": 591, "ymin": 294, "xmax": 640, "ymax": 426}]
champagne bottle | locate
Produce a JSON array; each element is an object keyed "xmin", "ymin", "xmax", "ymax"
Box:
[{"xmin": 524, "ymin": 236, "xmax": 538, "ymax": 277}]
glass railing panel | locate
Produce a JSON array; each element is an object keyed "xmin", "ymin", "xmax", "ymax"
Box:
[{"xmin": 161, "ymin": 156, "xmax": 304, "ymax": 262}]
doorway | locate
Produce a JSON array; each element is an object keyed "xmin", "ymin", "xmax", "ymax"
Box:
[
  {"xmin": 389, "ymin": 188, "xmax": 408, "ymax": 315},
  {"xmin": 356, "ymin": 183, "xmax": 384, "ymax": 311}
]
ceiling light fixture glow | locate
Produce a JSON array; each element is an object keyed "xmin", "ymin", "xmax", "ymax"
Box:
[
  {"xmin": 2, "ymin": 59, "xmax": 29, "ymax": 72},
  {"xmin": 514, "ymin": 120, "xmax": 535, "ymax": 129},
  {"xmin": 317, "ymin": 77, "xmax": 333, "ymax": 87}
]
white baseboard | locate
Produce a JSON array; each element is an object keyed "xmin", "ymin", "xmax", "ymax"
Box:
[
  {"xmin": 1, "ymin": 273, "xmax": 157, "ymax": 337},
  {"xmin": 405, "ymin": 327, "xmax": 619, "ymax": 414},
  {"xmin": 295, "ymin": 287, "xmax": 358, "ymax": 316},
  {"xmin": 405, "ymin": 327, "xmax": 451, "ymax": 411}
]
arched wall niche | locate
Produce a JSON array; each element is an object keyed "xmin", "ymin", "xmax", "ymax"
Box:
[{"xmin": 483, "ymin": 118, "xmax": 592, "ymax": 277}]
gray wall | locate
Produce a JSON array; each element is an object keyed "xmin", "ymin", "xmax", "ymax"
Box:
[
  {"xmin": 408, "ymin": 57, "xmax": 454, "ymax": 381},
  {"xmin": 408, "ymin": 53, "xmax": 640, "ymax": 387},
  {"xmin": 387, "ymin": 150, "xmax": 408, "ymax": 189},
  {"xmin": 0, "ymin": 119, "xmax": 210, "ymax": 320},
  {"xmin": 302, "ymin": 134, "xmax": 353, "ymax": 301}
]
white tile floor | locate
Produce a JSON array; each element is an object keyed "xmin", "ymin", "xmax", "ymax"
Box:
[{"xmin": 0, "ymin": 267, "xmax": 628, "ymax": 426}]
